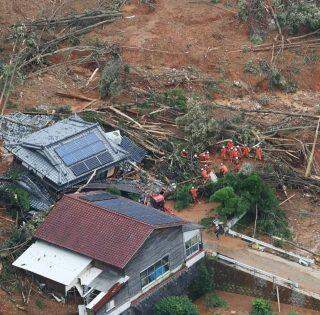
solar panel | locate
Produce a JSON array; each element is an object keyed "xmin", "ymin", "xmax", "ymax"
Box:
[
  {"xmin": 120, "ymin": 136, "xmax": 146, "ymax": 163},
  {"xmin": 70, "ymin": 162, "xmax": 89, "ymax": 176},
  {"xmin": 84, "ymin": 157, "xmax": 101, "ymax": 170},
  {"xmin": 97, "ymin": 152, "xmax": 113, "ymax": 165},
  {"xmin": 55, "ymin": 132, "xmax": 106, "ymax": 166}
]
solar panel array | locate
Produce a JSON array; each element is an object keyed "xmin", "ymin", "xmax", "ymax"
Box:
[
  {"xmin": 55, "ymin": 132, "xmax": 116, "ymax": 176},
  {"xmin": 70, "ymin": 152, "xmax": 113, "ymax": 176},
  {"xmin": 55, "ymin": 132, "xmax": 106, "ymax": 166},
  {"xmin": 120, "ymin": 136, "xmax": 146, "ymax": 163}
]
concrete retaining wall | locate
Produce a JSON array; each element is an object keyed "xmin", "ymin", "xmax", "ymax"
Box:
[{"xmin": 211, "ymin": 260, "xmax": 320, "ymax": 311}]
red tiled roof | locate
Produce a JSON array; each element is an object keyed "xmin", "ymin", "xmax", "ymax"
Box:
[{"xmin": 35, "ymin": 195, "xmax": 155, "ymax": 269}]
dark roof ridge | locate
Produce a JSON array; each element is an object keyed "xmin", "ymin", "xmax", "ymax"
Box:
[{"xmin": 66, "ymin": 194, "xmax": 156, "ymax": 228}]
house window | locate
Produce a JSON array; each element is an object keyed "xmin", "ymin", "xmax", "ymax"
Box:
[
  {"xmin": 185, "ymin": 235, "xmax": 201, "ymax": 258},
  {"xmin": 140, "ymin": 255, "xmax": 170, "ymax": 288}
]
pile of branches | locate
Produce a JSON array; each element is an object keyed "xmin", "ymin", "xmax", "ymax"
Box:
[{"xmin": 0, "ymin": 9, "xmax": 123, "ymax": 114}]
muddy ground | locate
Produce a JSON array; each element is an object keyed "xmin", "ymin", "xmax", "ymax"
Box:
[{"xmin": 0, "ymin": 0, "xmax": 320, "ymax": 313}]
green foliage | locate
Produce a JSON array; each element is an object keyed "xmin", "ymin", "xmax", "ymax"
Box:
[
  {"xmin": 106, "ymin": 186, "xmax": 122, "ymax": 195},
  {"xmin": 99, "ymin": 56, "xmax": 122, "ymax": 98},
  {"xmin": 244, "ymin": 60, "xmax": 260, "ymax": 74},
  {"xmin": 188, "ymin": 261, "xmax": 214, "ymax": 300},
  {"xmin": 55, "ymin": 104, "xmax": 72, "ymax": 115},
  {"xmin": 200, "ymin": 217, "xmax": 214, "ymax": 229},
  {"xmin": 250, "ymin": 298, "xmax": 272, "ymax": 315},
  {"xmin": 250, "ymin": 34, "xmax": 263, "ymax": 45},
  {"xmin": 259, "ymin": 60, "xmax": 297, "ymax": 93},
  {"xmin": 155, "ymin": 296, "xmax": 199, "ymax": 315},
  {"xmin": 204, "ymin": 293, "xmax": 228, "ymax": 309},
  {"xmin": 210, "ymin": 186, "xmax": 249, "ymax": 220},
  {"xmin": 0, "ymin": 185, "xmax": 30, "ymax": 214},
  {"xmin": 238, "ymin": 0, "xmax": 249, "ymax": 21},
  {"xmin": 0, "ymin": 213, "xmax": 46, "ymax": 251},
  {"xmin": 163, "ymin": 88, "xmax": 187, "ymax": 111},
  {"xmin": 205, "ymin": 173, "xmax": 291, "ymax": 237},
  {"xmin": 35, "ymin": 299, "xmax": 45, "ymax": 310},
  {"xmin": 288, "ymin": 312, "xmax": 299, "ymax": 315},
  {"xmin": 277, "ymin": 2, "xmax": 320, "ymax": 34},
  {"xmin": 176, "ymin": 100, "xmax": 220, "ymax": 152},
  {"xmin": 174, "ymin": 184, "xmax": 194, "ymax": 210}
]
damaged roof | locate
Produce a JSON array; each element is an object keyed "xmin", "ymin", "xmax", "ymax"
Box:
[
  {"xmin": 6, "ymin": 116, "xmax": 130, "ymax": 190},
  {"xmin": 35, "ymin": 194, "xmax": 185, "ymax": 269}
]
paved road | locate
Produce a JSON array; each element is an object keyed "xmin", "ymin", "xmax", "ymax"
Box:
[
  {"xmin": 171, "ymin": 203, "xmax": 320, "ymax": 296},
  {"xmin": 203, "ymin": 233, "xmax": 320, "ymax": 295}
]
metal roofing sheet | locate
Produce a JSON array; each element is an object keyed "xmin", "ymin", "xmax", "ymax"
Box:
[
  {"xmin": 94, "ymin": 197, "xmax": 184, "ymax": 226},
  {"xmin": 9, "ymin": 118, "xmax": 130, "ymax": 188},
  {"xmin": 13, "ymin": 240, "xmax": 92, "ymax": 286},
  {"xmin": 119, "ymin": 136, "xmax": 146, "ymax": 163}
]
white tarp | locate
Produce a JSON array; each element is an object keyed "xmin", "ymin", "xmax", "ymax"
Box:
[{"xmin": 13, "ymin": 240, "xmax": 92, "ymax": 286}]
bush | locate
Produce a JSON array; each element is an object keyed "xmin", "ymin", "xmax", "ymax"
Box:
[
  {"xmin": 106, "ymin": 187, "xmax": 122, "ymax": 196},
  {"xmin": 210, "ymin": 186, "xmax": 249, "ymax": 220},
  {"xmin": 205, "ymin": 293, "xmax": 228, "ymax": 309},
  {"xmin": 188, "ymin": 261, "xmax": 214, "ymax": 300},
  {"xmin": 155, "ymin": 296, "xmax": 199, "ymax": 315},
  {"xmin": 277, "ymin": 2, "xmax": 320, "ymax": 34},
  {"xmin": 163, "ymin": 88, "xmax": 187, "ymax": 112},
  {"xmin": 251, "ymin": 298, "xmax": 272, "ymax": 315},
  {"xmin": 35, "ymin": 299, "xmax": 45, "ymax": 310},
  {"xmin": 244, "ymin": 60, "xmax": 260, "ymax": 74},
  {"xmin": 174, "ymin": 184, "xmax": 194, "ymax": 210},
  {"xmin": 99, "ymin": 56, "xmax": 122, "ymax": 98},
  {"xmin": 203, "ymin": 173, "xmax": 291, "ymax": 237},
  {"xmin": 200, "ymin": 217, "xmax": 213, "ymax": 229}
]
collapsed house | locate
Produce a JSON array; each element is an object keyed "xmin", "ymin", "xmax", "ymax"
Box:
[
  {"xmin": 1, "ymin": 115, "xmax": 146, "ymax": 210},
  {"xmin": 13, "ymin": 192, "xmax": 204, "ymax": 315}
]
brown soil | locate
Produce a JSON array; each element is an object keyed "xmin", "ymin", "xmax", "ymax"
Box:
[
  {"xmin": 195, "ymin": 290, "xmax": 320, "ymax": 314},
  {"xmin": 0, "ymin": 287, "xmax": 77, "ymax": 315}
]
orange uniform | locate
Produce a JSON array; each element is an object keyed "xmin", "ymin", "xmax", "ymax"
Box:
[
  {"xmin": 230, "ymin": 148, "xmax": 239, "ymax": 161},
  {"xmin": 227, "ymin": 140, "xmax": 234, "ymax": 150},
  {"xmin": 219, "ymin": 163, "xmax": 229, "ymax": 175},
  {"xmin": 242, "ymin": 146, "xmax": 250, "ymax": 158},
  {"xmin": 201, "ymin": 168, "xmax": 209, "ymax": 179},
  {"xmin": 220, "ymin": 146, "xmax": 228, "ymax": 159},
  {"xmin": 256, "ymin": 147, "xmax": 263, "ymax": 161}
]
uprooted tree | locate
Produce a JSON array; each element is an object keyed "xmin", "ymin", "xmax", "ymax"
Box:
[{"xmin": 205, "ymin": 172, "xmax": 291, "ymax": 238}]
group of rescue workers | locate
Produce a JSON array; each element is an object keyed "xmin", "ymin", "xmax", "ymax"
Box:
[{"xmin": 180, "ymin": 139, "xmax": 264, "ymax": 207}]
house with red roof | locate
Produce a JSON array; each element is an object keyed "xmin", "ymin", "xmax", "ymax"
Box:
[{"xmin": 13, "ymin": 192, "xmax": 204, "ymax": 315}]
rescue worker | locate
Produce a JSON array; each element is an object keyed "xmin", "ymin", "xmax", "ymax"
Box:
[
  {"xmin": 255, "ymin": 145, "xmax": 263, "ymax": 161},
  {"xmin": 227, "ymin": 139, "xmax": 234, "ymax": 151},
  {"xmin": 220, "ymin": 145, "xmax": 228, "ymax": 160},
  {"xmin": 215, "ymin": 223, "xmax": 224, "ymax": 239},
  {"xmin": 201, "ymin": 168, "xmax": 209, "ymax": 179},
  {"xmin": 230, "ymin": 147, "xmax": 239, "ymax": 162},
  {"xmin": 219, "ymin": 163, "xmax": 228, "ymax": 176},
  {"xmin": 180, "ymin": 149, "xmax": 188, "ymax": 158},
  {"xmin": 190, "ymin": 186, "xmax": 199, "ymax": 203},
  {"xmin": 242, "ymin": 145, "xmax": 250, "ymax": 158}
]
